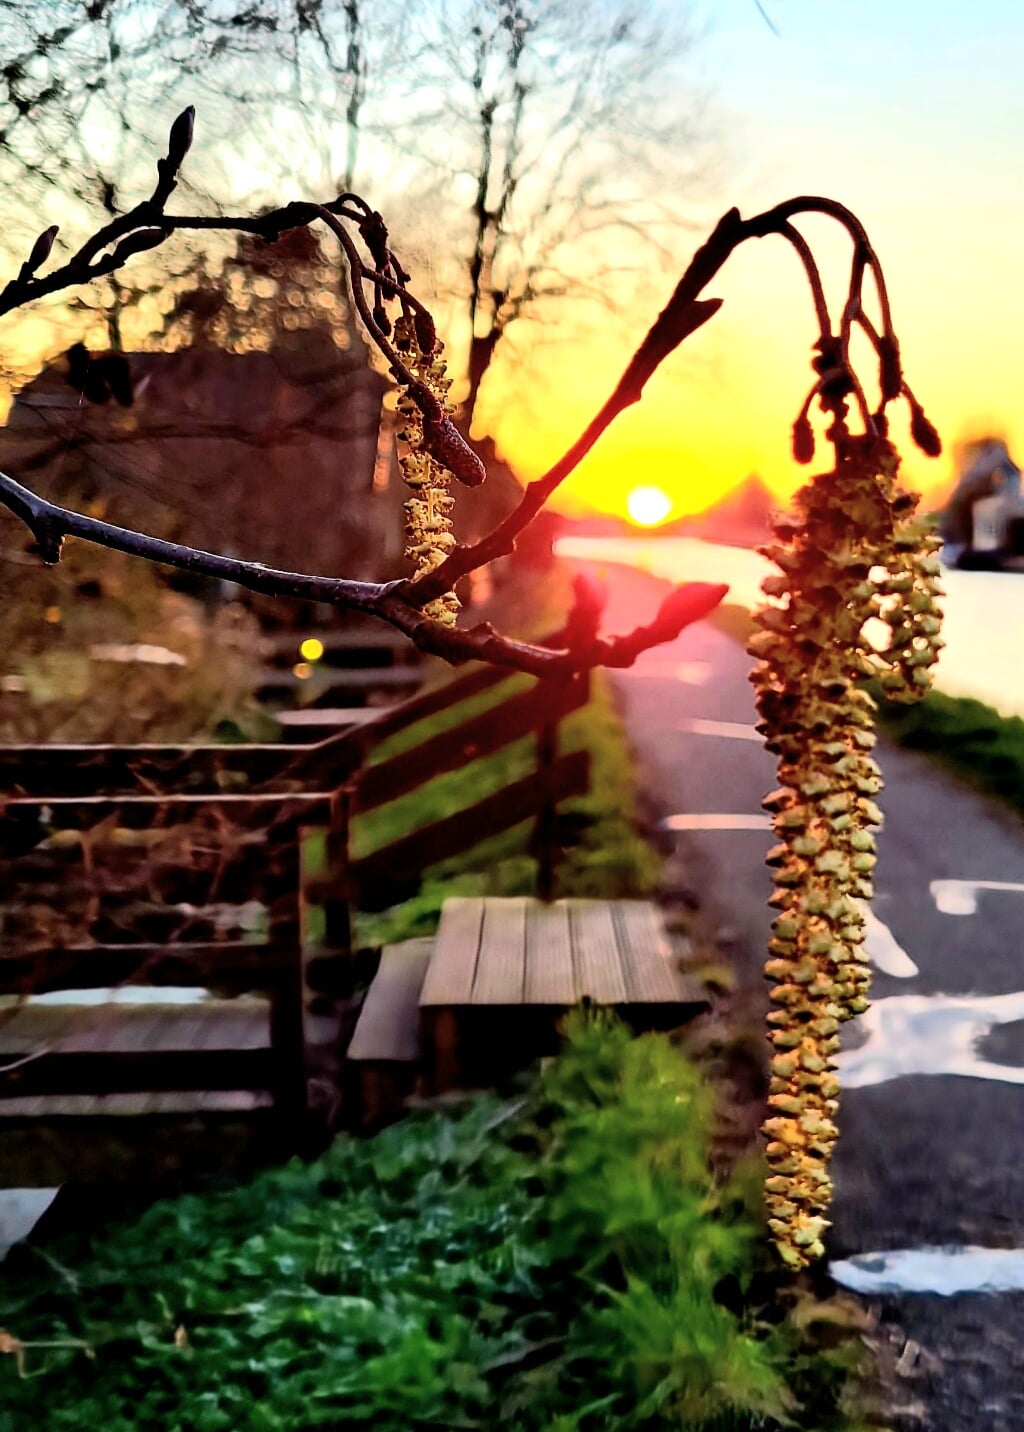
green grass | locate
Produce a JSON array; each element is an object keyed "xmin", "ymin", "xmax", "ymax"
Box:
[
  {"xmin": 871, "ymin": 685, "xmax": 1024, "ymax": 819},
  {"xmin": 352, "ymin": 671, "xmax": 661, "ymax": 946},
  {"xmin": 708, "ymin": 600, "xmax": 1024, "ymax": 827},
  {"xmin": 0, "ymin": 1013, "xmax": 869, "ymax": 1432}
]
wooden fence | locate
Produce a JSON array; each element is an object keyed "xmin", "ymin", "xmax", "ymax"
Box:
[{"xmin": 0, "ymin": 655, "xmax": 590, "ymax": 1122}]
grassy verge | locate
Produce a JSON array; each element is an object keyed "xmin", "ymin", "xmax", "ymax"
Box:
[
  {"xmin": 708, "ymin": 600, "xmax": 1024, "ymax": 824},
  {"xmin": 0, "ymin": 1013, "xmax": 871, "ymax": 1432},
  {"xmin": 351, "ymin": 668, "xmax": 661, "ymax": 947},
  {"xmin": 869, "ymin": 685, "xmax": 1024, "ymax": 817}
]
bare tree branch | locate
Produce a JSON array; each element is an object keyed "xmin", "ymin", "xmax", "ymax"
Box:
[{"xmin": 0, "ymin": 112, "xmax": 940, "ymax": 681}]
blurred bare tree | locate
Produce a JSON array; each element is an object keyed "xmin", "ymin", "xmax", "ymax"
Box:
[
  {"xmin": 0, "ymin": 0, "xmax": 707, "ymax": 428},
  {"xmin": 390, "ymin": 0, "xmax": 706, "ymax": 431},
  {"xmin": 0, "ymin": 0, "xmax": 376, "ymax": 372}
]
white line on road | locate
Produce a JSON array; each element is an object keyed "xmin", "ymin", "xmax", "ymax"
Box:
[
  {"xmin": 661, "ymin": 813, "xmax": 771, "ymax": 832},
  {"xmin": 931, "ymin": 879, "xmax": 1024, "ymax": 915},
  {"xmin": 676, "ymin": 718, "xmax": 762, "ymax": 741},
  {"xmin": 861, "ymin": 907, "xmax": 919, "ymax": 978},
  {"xmin": 0, "ymin": 1189, "xmax": 58, "ymax": 1260},
  {"xmin": 831, "ymin": 1245, "xmax": 1024, "ymax": 1296},
  {"xmin": 837, "ymin": 990, "xmax": 1024, "ymax": 1087}
]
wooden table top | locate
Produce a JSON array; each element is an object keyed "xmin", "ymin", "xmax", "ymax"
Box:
[{"xmin": 420, "ymin": 896, "xmax": 702, "ymax": 1009}]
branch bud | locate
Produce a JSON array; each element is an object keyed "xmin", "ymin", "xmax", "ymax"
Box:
[
  {"xmin": 413, "ymin": 308, "xmax": 437, "ymax": 356},
  {"xmin": 908, "ymin": 400, "xmax": 942, "ymax": 457},
  {"xmin": 877, "ymin": 332, "xmax": 902, "ymax": 404},
  {"xmin": 359, "ymin": 211, "xmax": 390, "ymax": 271},
  {"xmin": 422, "ymin": 412, "xmax": 486, "ymax": 488},
  {"xmin": 167, "ymin": 106, "xmax": 196, "ymax": 169},
  {"xmin": 656, "ymin": 581, "xmax": 729, "ymax": 635},
  {"xmin": 792, "ymin": 414, "xmax": 815, "ymax": 464},
  {"xmin": 25, "ymin": 225, "xmax": 59, "ymax": 276}
]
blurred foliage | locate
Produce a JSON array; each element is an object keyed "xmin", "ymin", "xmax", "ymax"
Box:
[
  {"xmin": 0, "ymin": 1012, "xmax": 872, "ymax": 1431},
  {"xmin": 0, "ymin": 522, "xmax": 274, "ymax": 742}
]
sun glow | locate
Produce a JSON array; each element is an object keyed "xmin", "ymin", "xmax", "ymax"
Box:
[{"xmin": 626, "ymin": 485, "xmax": 672, "ymax": 527}]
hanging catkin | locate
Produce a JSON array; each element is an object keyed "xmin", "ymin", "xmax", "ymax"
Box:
[{"xmin": 748, "ymin": 428, "xmax": 943, "ymax": 1268}]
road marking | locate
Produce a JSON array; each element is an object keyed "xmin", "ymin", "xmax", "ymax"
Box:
[
  {"xmin": 676, "ymin": 718, "xmax": 762, "ymax": 741},
  {"xmin": 0, "ymin": 1189, "xmax": 59, "ymax": 1259},
  {"xmin": 661, "ymin": 813, "xmax": 771, "ymax": 832},
  {"xmin": 861, "ymin": 907, "xmax": 919, "ymax": 978},
  {"xmin": 837, "ymin": 990, "xmax": 1024, "ymax": 1087},
  {"xmin": 831, "ymin": 1246, "xmax": 1024, "ymax": 1296},
  {"xmin": 931, "ymin": 879, "xmax": 1024, "ymax": 915}
]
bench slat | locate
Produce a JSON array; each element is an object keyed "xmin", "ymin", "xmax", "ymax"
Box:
[
  {"xmin": 612, "ymin": 901, "xmax": 692, "ymax": 1003},
  {"xmin": 420, "ymin": 898, "xmax": 484, "ymax": 1006},
  {"xmin": 569, "ymin": 900, "xmax": 629, "ymax": 1004},
  {"xmin": 472, "ymin": 897, "xmax": 528, "ymax": 1004},
  {"xmin": 525, "ymin": 901, "xmax": 576, "ymax": 1004},
  {"xmin": 348, "ymin": 939, "xmax": 433, "ymax": 1062}
]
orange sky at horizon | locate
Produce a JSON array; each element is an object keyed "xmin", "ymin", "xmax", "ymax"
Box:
[
  {"xmin": 0, "ymin": 5, "xmax": 1019, "ymax": 537},
  {"xmin": 477, "ymin": 192, "xmax": 1021, "ymax": 526},
  {"xmin": 471, "ymin": 4, "xmax": 1024, "ymax": 527}
]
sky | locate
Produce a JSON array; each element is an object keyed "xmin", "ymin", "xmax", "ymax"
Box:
[{"xmin": 486, "ymin": 1, "xmax": 1024, "ymax": 521}]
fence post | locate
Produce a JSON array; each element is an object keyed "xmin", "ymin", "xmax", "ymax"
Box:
[
  {"xmin": 534, "ymin": 717, "xmax": 559, "ymax": 903},
  {"xmin": 532, "ymin": 670, "xmax": 589, "ymax": 903},
  {"xmin": 267, "ymin": 819, "xmax": 309, "ymax": 1123},
  {"xmin": 323, "ymin": 784, "xmax": 355, "ymax": 955}
]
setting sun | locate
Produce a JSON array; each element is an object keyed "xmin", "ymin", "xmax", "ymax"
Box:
[{"xmin": 626, "ymin": 485, "xmax": 672, "ymax": 527}]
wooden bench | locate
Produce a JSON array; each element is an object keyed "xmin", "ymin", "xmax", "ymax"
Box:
[
  {"xmin": 418, "ymin": 896, "xmax": 708, "ymax": 1091},
  {"xmin": 345, "ymin": 938, "xmax": 433, "ymax": 1126}
]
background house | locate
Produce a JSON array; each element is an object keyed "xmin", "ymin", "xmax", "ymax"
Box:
[{"xmin": 0, "ymin": 325, "xmax": 406, "ymax": 604}]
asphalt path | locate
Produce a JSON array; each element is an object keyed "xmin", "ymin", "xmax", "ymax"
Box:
[{"xmin": 568, "ymin": 556, "xmax": 1024, "ymax": 1431}]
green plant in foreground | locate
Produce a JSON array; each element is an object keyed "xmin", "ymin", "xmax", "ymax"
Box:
[
  {"xmin": 0, "ymin": 1015, "xmax": 868, "ymax": 1431},
  {"xmin": 749, "ymin": 433, "xmax": 943, "ymax": 1269}
]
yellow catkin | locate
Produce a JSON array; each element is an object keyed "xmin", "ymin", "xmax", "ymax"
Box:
[
  {"xmin": 394, "ymin": 314, "xmax": 460, "ymax": 627},
  {"xmin": 748, "ymin": 430, "xmax": 943, "ymax": 1269}
]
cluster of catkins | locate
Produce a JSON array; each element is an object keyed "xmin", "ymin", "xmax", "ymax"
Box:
[
  {"xmin": 747, "ymin": 429, "xmax": 943, "ymax": 1268},
  {"xmin": 394, "ymin": 314, "xmax": 460, "ymax": 627}
]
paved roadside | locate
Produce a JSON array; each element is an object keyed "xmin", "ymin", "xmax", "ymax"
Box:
[{"xmin": 569, "ymin": 557, "xmax": 1024, "ymax": 1432}]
